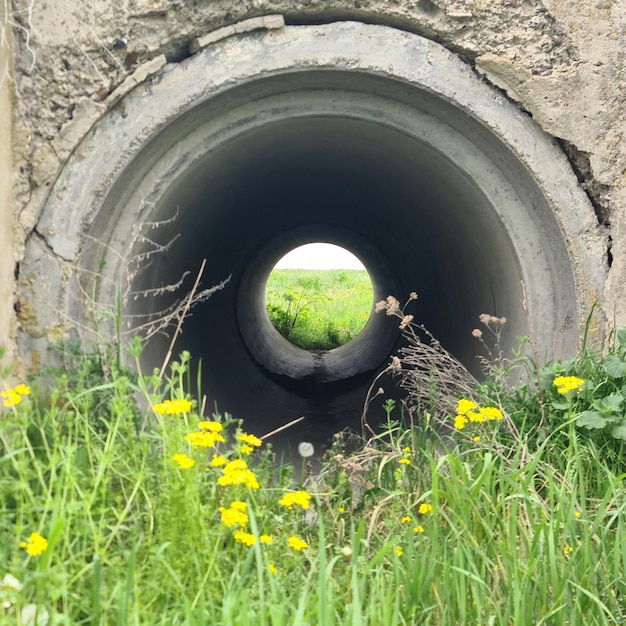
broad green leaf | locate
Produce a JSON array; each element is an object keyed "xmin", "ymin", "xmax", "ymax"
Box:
[
  {"xmin": 576, "ymin": 411, "xmax": 607, "ymax": 429},
  {"xmin": 551, "ymin": 401, "xmax": 570, "ymax": 411},
  {"xmin": 611, "ymin": 423, "xmax": 626, "ymax": 441},
  {"xmin": 602, "ymin": 355, "xmax": 626, "ymax": 379},
  {"xmin": 617, "ymin": 327, "xmax": 626, "ymax": 349},
  {"xmin": 593, "ymin": 393, "xmax": 624, "ymax": 413}
]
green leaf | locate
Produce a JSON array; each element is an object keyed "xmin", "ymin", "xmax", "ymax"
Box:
[
  {"xmin": 594, "ymin": 393, "xmax": 624, "ymax": 413},
  {"xmin": 576, "ymin": 411, "xmax": 607, "ymax": 429},
  {"xmin": 617, "ymin": 328, "xmax": 626, "ymax": 349},
  {"xmin": 551, "ymin": 401, "xmax": 570, "ymax": 411},
  {"xmin": 611, "ymin": 423, "xmax": 626, "ymax": 441},
  {"xmin": 602, "ymin": 354, "xmax": 626, "ymax": 379}
]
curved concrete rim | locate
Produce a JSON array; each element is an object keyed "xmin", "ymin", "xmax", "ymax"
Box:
[{"xmin": 19, "ymin": 21, "xmax": 607, "ymax": 446}]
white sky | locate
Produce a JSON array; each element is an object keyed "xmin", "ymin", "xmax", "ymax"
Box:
[{"xmin": 274, "ymin": 243, "xmax": 366, "ymax": 270}]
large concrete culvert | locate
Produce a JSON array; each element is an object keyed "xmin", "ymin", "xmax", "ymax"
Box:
[{"xmin": 19, "ymin": 21, "xmax": 607, "ymax": 454}]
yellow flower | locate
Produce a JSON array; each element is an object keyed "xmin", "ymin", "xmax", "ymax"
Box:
[
  {"xmin": 287, "ymin": 536, "xmax": 308, "ymax": 551},
  {"xmin": 278, "ymin": 491, "xmax": 311, "ymax": 510},
  {"xmin": 553, "ymin": 376, "xmax": 585, "ymax": 395},
  {"xmin": 574, "ymin": 511, "xmax": 581, "ymax": 518},
  {"xmin": 563, "ymin": 544, "xmax": 573, "ymax": 555},
  {"xmin": 219, "ymin": 501, "xmax": 249, "ymax": 528},
  {"xmin": 398, "ymin": 458, "xmax": 410, "ymax": 466},
  {"xmin": 268, "ymin": 563, "xmax": 276, "ymax": 574},
  {"xmin": 400, "ymin": 516, "xmax": 411, "ymax": 524},
  {"xmin": 456, "ymin": 398, "xmax": 478, "ymax": 415},
  {"xmin": 260, "ymin": 535, "xmax": 273, "ymax": 544},
  {"xmin": 152, "ymin": 398, "xmax": 192, "ymax": 415},
  {"xmin": 240, "ymin": 444, "xmax": 253, "ymax": 455},
  {"xmin": 413, "ymin": 525, "xmax": 425, "ymax": 533},
  {"xmin": 184, "ymin": 431, "xmax": 225, "ymax": 448},
  {"xmin": 172, "ymin": 453, "xmax": 195, "ymax": 469},
  {"xmin": 19, "ymin": 532, "xmax": 48, "ymax": 556},
  {"xmin": 418, "ymin": 503, "xmax": 433, "ymax": 515},
  {"xmin": 338, "ymin": 507, "xmax": 345, "ymax": 514},
  {"xmin": 453, "ymin": 414, "xmax": 468, "ymax": 430},
  {"xmin": 237, "ymin": 433, "xmax": 263, "ymax": 447},
  {"xmin": 234, "ymin": 531, "xmax": 256, "ymax": 547},
  {"xmin": 14, "ymin": 384, "xmax": 31, "ymax": 396},
  {"xmin": 395, "ymin": 546, "xmax": 403, "ymax": 557},
  {"xmin": 210, "ymin": 455, "xmax": 227, "ymax": 467},
  {"xmin": 218, "ymin": 459, "xmax": 260, "ymax": 489},
  {"xmin": 467, "ymin": 410, "xmax": 485, "ymax": 423},
  {"xmin": 197, "ymin": 420, "xmax": 222, "ymax": 432},
  {"xmin": 473, "ymin": 436, "xmax": 481, "ymax": 442},
  {"xmin": 1, "ymin": 388, "xmax": 22, "ymax": 407},
  {"xmin": 479, "ymin": 406, "xmax": 503, "ymax": 420}
]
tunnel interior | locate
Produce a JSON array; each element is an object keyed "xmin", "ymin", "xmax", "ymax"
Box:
[
  {"xmin": 116, "ymin": 88, "xmax": 530, "ymax": 457},
  {"xmin": 25, "ymin": 24, "xmax": 595, "ymax": 460}
]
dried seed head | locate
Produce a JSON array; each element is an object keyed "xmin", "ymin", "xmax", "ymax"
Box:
[
  {"xmin": 472, "ymin": 328, "xmax": 483, "ymax": 338},
  {"xmin": 399, "ymin": 314, "xmax": 414, "ymax": 329},
  {"xmin": 409, "ymin": 292, "xmax": 418, "ymax": 301},
  {"xmin": 479, "ymin": 313, "xmax": 492, "ymax": 325}
]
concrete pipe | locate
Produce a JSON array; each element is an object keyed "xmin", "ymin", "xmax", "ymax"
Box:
[{"xmin": 19, "ymin": 21, "xmax": 607, "ymax": 454}]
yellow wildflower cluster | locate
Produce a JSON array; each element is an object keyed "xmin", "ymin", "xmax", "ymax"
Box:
[
  {"xmin": 219, "ymin": 501, "xmax": 249, "ymax": 528},
  {"xmin": 19, "ymin": 532, "xmax": 48, "ymax": 557},
  {"xmin": 172, "ymin": 453, "xmax": 195, "ymax": 469},
  {"xmin": 553, "ymin": 376, "xmax": 585, "ymax": 395},
  {"xmin": 418, "ymin": 503, "xmax": 433, "ymax": 515},
  {"xmin": 234, "ymin": 530, "xmax": 256, "ymax": 547},
  {"xmin": 278, "ymin": 490, "xmax": 311, "ymax": 510},
  {"xmin": 1, "ymin": 384, "xmax": 30, "ymax": 407},
  {"xmin": 237, "ymin": 433, "xmax": 263, "ymax": 447},
  {"xmin": 217, "ymin": 459, "xmax": 260, "ymax": 489},
  {"xmin": 152, "ymin": 398, "xmax": 192, "ymax": 415},
  {"xmin": 185, "ymin": 430, "xmax": 225, "ymax": 448},
  {"xmin": 197, "ymin": 420, "xmax": 223, "ymax": 432},
  {"xmin": 453, "ymin": 398, "xmax": 503, "ymax": 430},
  {"xmin": 287, "ymin": 535, "xmax": 308, "ymax": 551}
]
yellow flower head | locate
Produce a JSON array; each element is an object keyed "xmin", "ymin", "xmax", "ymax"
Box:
[
  {"xmin": 278, "ymin": 490, "xmax": 311, "ymax": 510},
  {"xmin": 553, "ymin": 376, "xmax": 585, "ymax": 395},
  {"xmin": 210, "ymin": 455, "xmax": 227, "ymax": 467},
  {"xmin": 233, "ymin": 531, "xmax": 256, "ymax": 547},
  {"xmin": 456, "ymin": 398, "xmax": 478, "ymax": 415},
  {"xmin": 152, "ymin": 398, "xmax": 192, "ymax": 415},
  {"xmin": 197, "ymin": 420, "xmax": 222, "ymax": 432},
  {"xmin": 237, "ymin": 433, "xmax": 263, "ymax": 447},
  {"xmin": 453, "ymin": 414, "xmax": 468, "ymax": 430},
  {"xmin": 240, "ymin": 444, "xmax": 253, "ymax": 455},
  {"xmin": 400, "ymin": 515, "xmax": 411, "ymax": 524},
  {"xmin": 395, "ymin": 546, "xmax": 403, "ymax": 557},
  {"xmin": 219, "ymin": 501, "xmax": 249, "ymax": 528},
  {"xmin": 1, "ymin": 388, "xmax": 22, "ymax": 407},
  {"xmin": 218, "ymin": 459, "xmax": 260, "ymax": 489},
  {"xmin": 413, "ymin": 525, "xmax": 425, "ymax": 534},
  {"xmin": 172, "ymin": 453, "xmax": 195, "ymax": 469},
  {"xmin": 479, "ymin": 406, "xmax": 503, "ymax": 420},
  {"xmin": 259, "ymin": 534, "xmax": 273, "ymax": 544},
  {"xmin": 268, "ymin": 563, "xmax": 276, "ymax": 574},
  {"xmin": 20, "ymin": 532, "xmax": 48, "ymax": 556},
  {"xmin": 287, "ymin": 536, "xmax": 308, "ymax": 551},
  {"xmin": 184, "ymin": 431, "xmax": 225, "ymax": 448},
  {"xmin": 418, "ymin": 503, "xmax": 433, "ymax": 515}
]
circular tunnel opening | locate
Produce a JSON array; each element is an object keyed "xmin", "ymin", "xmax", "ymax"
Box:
[
  {"xmin": 23, "ymin": 23, "xmax": 605, "ymax": 460},
  {"xmin": 265, "ymin": 243, "xmax": 374, "ymax": 351}
]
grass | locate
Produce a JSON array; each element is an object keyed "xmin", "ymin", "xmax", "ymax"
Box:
[
  {"xmin": 2, "ymin": 325, "xmax": 626, "ymax": 624},
  {"xmin": 264, "ymin": 269, "xmax": 373, "ymax": 350}
]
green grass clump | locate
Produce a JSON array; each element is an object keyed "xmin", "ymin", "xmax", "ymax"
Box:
[
  {"xmin": 1, "ymin": 326, "xmax": 626, "ymax": 624},
  {"xmin": 265, "ymin": 269, "xmax": 373, "ymax": 350}
]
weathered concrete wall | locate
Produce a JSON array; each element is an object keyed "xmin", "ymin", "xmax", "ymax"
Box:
[
  {"xmin": 4, "ymin": 0, "xmax": 626, "ymax": 365},
  {"xmin": 1, "ymin": 0, "xmax": 14, "ymax": 369}
]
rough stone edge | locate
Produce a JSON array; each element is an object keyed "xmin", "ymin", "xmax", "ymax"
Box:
[{"xmin": 189, "ymin": 14, "xmax": 285, "ymax": 54}]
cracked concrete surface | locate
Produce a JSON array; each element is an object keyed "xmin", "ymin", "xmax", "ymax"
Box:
[{"xmin": 3, "ymin": 0, "xmax": 626, "ymax": 373}]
